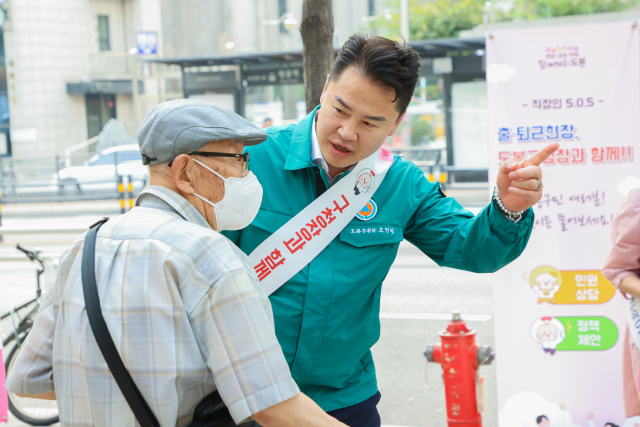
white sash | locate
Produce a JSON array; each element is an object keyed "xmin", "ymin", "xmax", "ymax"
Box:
[
  {"xmin": 627, "ymin": 296, "xmax": 640, "ymax": 350},
  {"xmin": 249, "ymin": 146, "xmax": 395, "ymax": 295}
]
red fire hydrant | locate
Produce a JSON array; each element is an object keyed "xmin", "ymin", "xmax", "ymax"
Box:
[{"xmin": 424, "ymin": 310, "xmax": 494, "ymax": 427}]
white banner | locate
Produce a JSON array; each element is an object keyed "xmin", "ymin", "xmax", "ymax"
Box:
[
  {"xmin": 249, "ymin": 146, "xmax": 395, "ymax": 296},
  {"xmin": 487, "ymin": 22, "xmax": 639, "ymax": 426}
]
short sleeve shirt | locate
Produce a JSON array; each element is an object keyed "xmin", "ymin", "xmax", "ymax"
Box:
[{"xmin": 5, "ymin": 186, "xmax": 299, "ymax": 426}]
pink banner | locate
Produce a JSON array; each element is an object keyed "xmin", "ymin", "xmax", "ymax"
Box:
[{"xmin": 0, "ymin": 348, "xmax": 8, "ymax": 423}]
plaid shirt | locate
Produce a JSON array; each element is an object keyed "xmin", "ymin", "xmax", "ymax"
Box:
[{"xmin": 6, "ymin": 186, "xmax": 299, "ymax": 426}]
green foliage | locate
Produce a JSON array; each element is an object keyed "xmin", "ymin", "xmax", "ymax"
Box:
[
  {"xmin": 378, "ymin": 0, "xmax": 485, "ymax": 40},
  {"xmin": 410, "ymin": 118, "xmax": 436, "ymax": 145},
  {"xmin": 425, "ymin": 83, "xmax": 441, "ymax": 101},
  {"xmin": 509, "ymin": 0, "xmax": 639, "ymax": 20},
  {"xmin": 375, "ymin": 0, "xmax": 639, "ymax": 40}
]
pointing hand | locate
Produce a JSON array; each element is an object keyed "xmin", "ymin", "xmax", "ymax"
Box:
[{"xmin": 496, "ymin": 142, "xmax": 560, "ymax": 212}]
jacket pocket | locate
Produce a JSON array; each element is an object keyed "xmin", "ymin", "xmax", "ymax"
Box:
[
  {"xmin": 339, "ymin": 223, "xmax": 403, "ymax": 247},
  {"xmin": 251, "ymin": 208, "xmax": 293, "ymax": 234}
]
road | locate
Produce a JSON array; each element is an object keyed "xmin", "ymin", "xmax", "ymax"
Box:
[
  {"xmin": 0, "ymin": 197, "xmax": 496, "ymax": 427},
  {"xmin": 374, "ymin": 241, "xmax": 496, "ymax": 426}
]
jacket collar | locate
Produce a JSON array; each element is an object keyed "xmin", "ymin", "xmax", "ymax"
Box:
[
  {"xmin": 284, "ymin": 105, "xmax": 321, "ymax": 171},
  {"xmin": 135, "ymin": 185, "xmax": 212, "ymax": 230}
]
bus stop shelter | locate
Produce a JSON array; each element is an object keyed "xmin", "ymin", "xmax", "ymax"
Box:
[{"xmin": 149, "ymin": 36, "xmax": 488, "ymax": 182}]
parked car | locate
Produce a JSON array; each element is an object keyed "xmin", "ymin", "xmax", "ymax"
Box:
[{"xmin": 53, "ymin": 144, "xmax": 149, "ymax": 192}]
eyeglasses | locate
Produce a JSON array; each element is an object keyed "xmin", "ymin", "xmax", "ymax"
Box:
[{"xmin": 169, "ymin": 151, "xmax": 250, "ymax": 173}]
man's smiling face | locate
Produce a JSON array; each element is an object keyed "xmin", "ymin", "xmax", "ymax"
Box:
[{"xmin": 316, "ymin": 67, "xmax": 405, "ymax": 175}]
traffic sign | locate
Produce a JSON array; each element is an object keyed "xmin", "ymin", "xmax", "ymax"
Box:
[{"xmin": 136, "ymin": 31, "xmax": 157, "ymax": 55}]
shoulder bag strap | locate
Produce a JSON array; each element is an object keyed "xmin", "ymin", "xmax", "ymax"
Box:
[{"xmin": 81, "ymin": 217, "xmax": 160, "ymax": 427}]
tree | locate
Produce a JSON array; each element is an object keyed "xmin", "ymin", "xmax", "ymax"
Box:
[
  {"xmin": 300, "ymin": 0, "xmax": 334, "ymax": 113},
  {"xmin": 376, "ymin": 0, "xmax": 486, "ymax": 40},
  {"xmin": 376, "ymin": 0, "xmax": 639, "ymax": 41},
  {"xmin": 410, "ymin": 117, "xmax": 435, "ymax": 145},
  {"xmin": 508, "ymin": 0, "xmax": 639, "ymax": 20}
]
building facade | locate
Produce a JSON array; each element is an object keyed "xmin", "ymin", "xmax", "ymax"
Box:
[
  {"xmin": 0, "ymin": 0, "xmax": 386, "ymax": 161},
  {"xmin": 160, "ymin": 0, "xmax": 385, "ymax": 58},
  {"xmin": 3, "ymin": 0, "xmax": 165, "ymax": 160}
]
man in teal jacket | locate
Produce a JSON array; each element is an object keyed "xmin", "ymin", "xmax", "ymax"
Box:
[{"xmin": 223, "ymin": 33, "xmax": 558, "ymax": 426}]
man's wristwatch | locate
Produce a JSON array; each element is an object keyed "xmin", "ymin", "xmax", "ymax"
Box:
[{"xmin": 493, "ymin": 187, "xmax": 526, "ymax": 220}]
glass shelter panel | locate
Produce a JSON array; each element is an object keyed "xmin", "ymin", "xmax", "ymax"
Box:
[
  {"xmin": 244, "ymin": 84, "xmax": 306, "ymax": 128},
  {"xmin": 385, "ymin": 76, "xmax": 446, "ymax": 169},
  {"xmin": 451, "ymin": 80, "xmax": 489, "ymax": 168}
]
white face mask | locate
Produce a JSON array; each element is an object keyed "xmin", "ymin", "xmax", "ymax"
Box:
[{"xmin": 190, "ymin": 157, "xmax": 263, "ymax": 232}]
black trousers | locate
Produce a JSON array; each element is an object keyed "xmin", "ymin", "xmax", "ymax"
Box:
[
  {"xmin": 245, "ymin": 391, "xmax": 382, "ymax": 427},
  {"xmin": 327, "ymin": 392, "xmax": 382, "ymax": 427}
]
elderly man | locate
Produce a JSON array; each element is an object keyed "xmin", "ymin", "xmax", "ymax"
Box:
[{"xmin": 6, "ymin": 100, "xmax": 346, "ymax": 427}]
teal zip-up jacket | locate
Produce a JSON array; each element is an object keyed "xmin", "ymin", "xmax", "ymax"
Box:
[{"xmin": 223, "ymin": 108, "xmax": 534, "ymax": 412}]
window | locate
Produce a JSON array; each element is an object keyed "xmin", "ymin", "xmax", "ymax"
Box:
[
  {"xmin": 90, "ymin": 153, "xmax": 115, "ymax": 166},
  {"xmin": 120, "ymin": 150, "xmax": 143, "ymax": 162},
  {"xmin": 278, "ymin": 0, "xmax": 287, "ymax": 33},
  {"xmin": 98, "ymin": 15, "xmax": 110, "ymax": 51}
]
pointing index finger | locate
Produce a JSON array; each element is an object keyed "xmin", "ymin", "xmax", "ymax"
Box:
[
  {"xmin": 498, "ymin": 158, "xmax": 521, "ymax": 174},
  {"xmin": 523, "ymin": 142, "xmax": 560, "ymax": 167}
]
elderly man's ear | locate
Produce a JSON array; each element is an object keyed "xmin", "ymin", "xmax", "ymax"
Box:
[{"xmin": 171, "ymin": 154, "xmax": 196, "ymax": 195}]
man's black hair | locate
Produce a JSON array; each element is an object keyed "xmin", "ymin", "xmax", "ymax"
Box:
[
  {"xmin": 536, "ymin": 415, "xmax": 549, "ymax": 424},
  {"xmin": 329, "ymin": 32, "xmax": 421, "ymax": 114},
  {"xmin": 604, "ymin": 423, "xmax": 619, "ymax": 427}
]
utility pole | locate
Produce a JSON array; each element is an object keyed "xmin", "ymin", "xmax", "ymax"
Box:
[
  {"xmin": 300, "ymin": 0, "xmax": 334, "ymax": 113},
  {"xmin": 400, "ymin": 0, "xmax": 410, "ymax": 42}
]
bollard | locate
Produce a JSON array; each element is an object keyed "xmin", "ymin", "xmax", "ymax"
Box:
[
  {"xmin": 424, "ymin": 311, "xmax": 494, "ymax": 427},
  {"xmin": 127, "ymin": 175, "xmax": 134, "ymax": 210},
  {"xmin": 117, "ymin": 175, "xmax": 125, "ymax": 214},
  {"xmin": 427, "ymin": 165, "xmax": 435, "ymax": 182}
]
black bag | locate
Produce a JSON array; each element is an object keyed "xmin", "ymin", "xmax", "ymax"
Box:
[{"xmin": 81, "ymin": 217, "xmax": 237, "ymax": 427}]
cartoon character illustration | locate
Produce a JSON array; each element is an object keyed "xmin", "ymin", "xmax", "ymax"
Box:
[
  {"xmin": 622, "ymin": 416, "xmax": 640, "ymax": 427},
  {"xmin": 530, "ymin": 266, "xmax": 562, "ymax": 304},
  {"xmin": 354, "ymin": 168, "xmax": 376, "ymax": 195},
  {"xmin": 531, "ymin": 317, "xmax": 566, "ymax": 355},
  {"xmin": 534, "ymin": 272, "xmax": 561, "ymax": 303},
  {"xmin": 587, "ymin": 412, "xmax": 622, "ymax": 427},
  {"xmin": 502, "ymin": 392, "xmax": 592, "ymax": 427},
  {"xmin": 536, "ymin": 403, "xmax": 580, "ymax": 427}
]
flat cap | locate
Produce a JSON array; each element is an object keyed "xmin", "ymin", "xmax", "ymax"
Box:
[{"xmin": 138, "ymin": 99, "xmax": 267, "ymax": 165}]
